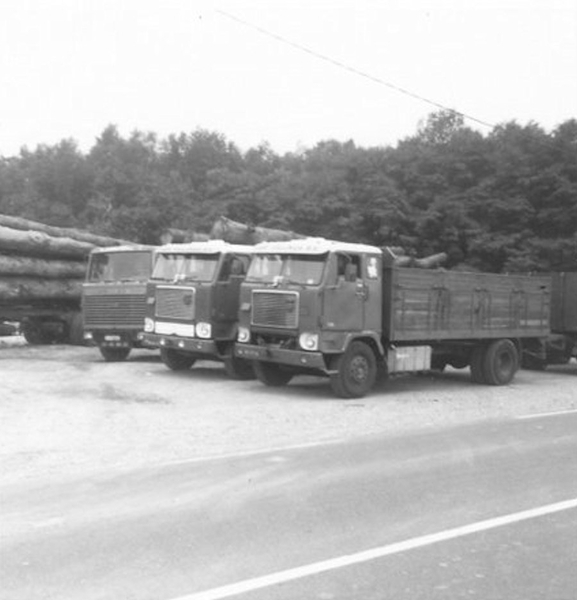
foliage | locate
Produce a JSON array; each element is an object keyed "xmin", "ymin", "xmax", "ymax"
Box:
[{"xmin": 0, "ymin": 112, "xmax": 575, "ymax": 273}]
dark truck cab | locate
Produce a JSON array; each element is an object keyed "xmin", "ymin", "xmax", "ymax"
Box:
[
  {"xmin": 82, "ymin": 245, "xmax": 157, "ymax": 361},
  {"xmin": 235, "ymin": 239, "xmax": 551, "ymax": 397},
  {"xmin": 142, "ymin": 241, "xmax": 255, "ymax": 379}
]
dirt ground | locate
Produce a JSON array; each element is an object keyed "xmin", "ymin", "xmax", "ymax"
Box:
[{"xmin": 1, "ymin": 336, "xmax": 575, "ymax": 486}]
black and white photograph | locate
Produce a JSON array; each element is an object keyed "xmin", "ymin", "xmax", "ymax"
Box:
[{"xmin": 1, "ymin": 1, "xmax": 576, "ymax": 598}]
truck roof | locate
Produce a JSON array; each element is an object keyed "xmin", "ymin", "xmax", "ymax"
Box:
[
  {"xmin": 157, "ymin": 240, "xmax": 255, "ymax": 255},
  {"xmin": 252, "ymin": 238, "xmax": 382, "ymax": 255},
  {"xmin": 89, "ymin": 244, "xmax": 156, "ymax": 254}
]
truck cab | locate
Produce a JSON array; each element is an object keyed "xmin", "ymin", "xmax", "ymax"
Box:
[
  {"xmin": 142, "ymin": 241, "xmax": 255, "ymax": 379},
  {"xmin": 82, "ymin": 245, "xmax": 157, "ymax": 361},
  {"xmin": 235, "ymin": 238, "xmax": 384, "ymax": 393}
]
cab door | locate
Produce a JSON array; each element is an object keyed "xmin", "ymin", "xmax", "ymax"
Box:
[{"xmin": 322, "ymin": 253, "xmax": 365, "ymax": 333}]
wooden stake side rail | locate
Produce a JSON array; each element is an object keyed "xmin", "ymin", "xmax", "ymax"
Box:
[{"xmin": 384, "ymin": 267, "xmax": 551, "ymax": 342}]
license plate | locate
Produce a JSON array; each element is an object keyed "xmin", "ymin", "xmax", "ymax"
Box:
[{"xmin": 104, "ymin": 335, "xmax": 121, "ymax": 342}]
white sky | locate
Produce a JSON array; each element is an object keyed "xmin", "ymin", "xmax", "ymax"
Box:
[{"xmin": 1, "ymin": 0, "xmax": 576, "ymax": 157}]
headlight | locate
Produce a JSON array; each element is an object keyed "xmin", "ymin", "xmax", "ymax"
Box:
[
  {"xmin": 196, "ymin": 322, "xmax": 212, "ymax": 339},
  {"xmin": 144, "ymin": 318, "xmax": 154, "ymax": 333},
  {"xmin": 299, "ymin": 332, "xmax": 319, "ymax": 351},
  {"xmin": 146, "ymin": 296, "xmax": 155, "ymax": 305},
  {"xmin": 237, "ymin": 326, "xmax": 250, "ymax": 343}
]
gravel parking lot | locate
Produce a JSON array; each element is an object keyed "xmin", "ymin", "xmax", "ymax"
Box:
[{"xmin": 1, "ymin": 337, "xmax": 575, "ymax": 486}]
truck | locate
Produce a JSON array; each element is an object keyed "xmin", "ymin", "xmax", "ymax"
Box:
[
  {"xmin": 142, "ymin": 240, "xmax": 256, "ymax": 379},
  {"xmin": 522, "ymin": 271, "xmax": 577, "ymax": 369},
  {"xmin": 234, "ymin": 238, "xmax": 552, "ymax": 398},
  {"xmin": 82, "ymin": 245, "xmax": 158, "ymax": 361},
  {"xmin": 0, "ymin": 214, "xmax": 134, "ymax": 346}
]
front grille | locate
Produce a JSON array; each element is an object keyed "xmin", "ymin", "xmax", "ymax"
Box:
[
  {"xmin": 252, "ymin": 291, "xmax": 299, "ymax": 328},
  {"xmin": 83, "ymin": 294, "xmax": 146, "ymax": 328},
  {"xmin": 155, "ymin": 286, "xmax": 195, "ymax": 320}
]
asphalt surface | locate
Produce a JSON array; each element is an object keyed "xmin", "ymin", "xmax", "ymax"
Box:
[{"xmin": 2, "ymin": 408, "xmax": 576, "ymax": 600}]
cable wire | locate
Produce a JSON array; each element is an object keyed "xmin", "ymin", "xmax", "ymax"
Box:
[{"xmin": 215, "ymin": 8, "xmax": 497, "ymax": 131}]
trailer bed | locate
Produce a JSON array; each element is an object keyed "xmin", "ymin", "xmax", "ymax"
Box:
[{"xmin": 383, "ymin": 268, "xmax": 551, "ymax": 342}]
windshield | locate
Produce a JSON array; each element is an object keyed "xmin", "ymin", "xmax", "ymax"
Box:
[
  {"xmin": 245, "ymin": 254, "xmax": 326, "ymax": 285},
  {"xmin": 87, "ymin": 251, "xmax": 152, "ymax": 282},
  {"xmin": 151, "ymin": 253, "xmax": 219, "ymax": 282}
]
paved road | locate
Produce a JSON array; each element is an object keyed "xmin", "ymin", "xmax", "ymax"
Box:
[{"xmin": 2, "ymin": 410, "xmax": 577, "ymax": 600}]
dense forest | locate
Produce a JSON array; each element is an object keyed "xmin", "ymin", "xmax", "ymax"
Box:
[{"xmin": 1, "ymin": 110, "xmax": 575, "ymax": 273}]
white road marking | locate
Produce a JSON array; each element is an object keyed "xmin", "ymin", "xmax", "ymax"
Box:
[
  {"xmin": 517, "ymin": 408, "xmax": 577, "ymax": 420},
  {"xmin": 177, "ymin": 497, "xmax": 577, "ymax": 600},
  {"xmin": 156, "ymin": 439, "xmax": 344, "ymax": 467}
]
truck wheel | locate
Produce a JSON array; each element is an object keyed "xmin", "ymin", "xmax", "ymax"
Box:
[
  {"xmin": 483, "ymin": 339, "xmax": 519, "ymax": 385},
  {"xmin": 100, "ymin": 346, "xmax": 131, "ymax": 362},
  {"xmin": 160, "ymin": 347, "xmax": 195, "ymax": 370},
  {"xmin": 469, "ymin": 345, "xmax": 487, "ymax": 384},
  {"xmin": 67, "ymin": 312, "xmax": 85, "ymax": 346},
  {"xmin": 253, "ymin": 361, "xmax": 293, "ymax": 386},
  {"xmin": 22, "ymin": 320, "xmax": 52, "ymax": 344},
  {"xmin": 223, "ymin": 356, "xmax": 255, "ymax": 380},
  {"xmin": 330, "ymin": 341, "xmax": 377, "ymax": 398},
  {"xmin": 449, "ymin": 356, "xmax": 469, "ymax": 369}
]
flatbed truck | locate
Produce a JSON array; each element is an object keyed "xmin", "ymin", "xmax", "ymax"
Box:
[{"xmin": 234, "ymin": 239, "xmax": 551, "ymax": 397}]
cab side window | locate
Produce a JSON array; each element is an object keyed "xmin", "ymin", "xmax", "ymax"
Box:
[{"xmin": 336, "ymin": 254, "xmax": 361, "ymax": 283}]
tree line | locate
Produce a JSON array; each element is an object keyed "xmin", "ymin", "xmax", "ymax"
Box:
[{"xmin": 1, "ymin": 110, "xmax": 576, "ymax": 273}]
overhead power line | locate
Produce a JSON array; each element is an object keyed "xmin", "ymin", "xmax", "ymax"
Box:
[{"xmin": 215, "ymin": 8, "xmax": 497, "ymax": 131}]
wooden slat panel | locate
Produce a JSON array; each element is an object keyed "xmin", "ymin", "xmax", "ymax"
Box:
[{"xmin": 384, "ymin": 268, "xmax": 551, "ymax": 342}]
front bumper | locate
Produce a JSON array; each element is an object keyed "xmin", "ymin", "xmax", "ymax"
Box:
[
  {"xmin": 143, "ymin": 333, "xmax": 219, "ymax": 356},
  {"xmin": 234, "ymin": 343, "xmax": 328, "ymax": 371},
  {"xmin": 85, "ymin": 330, "xmax": 153, "ymax": 348}
]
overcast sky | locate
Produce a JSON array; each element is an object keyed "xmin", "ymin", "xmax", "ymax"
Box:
[{"xmin": 1, "ymin": 0, "xmax": 576, "ymax": 157}]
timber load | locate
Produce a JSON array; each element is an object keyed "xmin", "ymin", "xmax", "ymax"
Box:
[
  {"xmin": 0, "ymin": 214, "xmax": 139, "ymax": 344},
  {"xmin": 159, "ymin": 228, "xmax": 210, "ymax": 244},
  {"xmin": 0, "ymin": 214, "xmax": 133, "ymax": 305},
  {"xmin": 209, "ymin": 217, "xmax": 446, "ymax": 268},
  {"xmin": 210, "ymin": 216, "xmax": 305, "ymax": 244}
]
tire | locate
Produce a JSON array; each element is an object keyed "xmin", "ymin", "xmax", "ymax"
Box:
[
  {"xmin": 253, "ymin": 361, "xmax": 293, "ymax": 386},
  {"xmin": 449, "ymin": 356, "xmax": 469, "ymax": 370},
  {"xmin": 223, "ymin": 355, "xmax": 255, "ymax": 380},
  {"xmin": 483, "ymin": 339, "xmax": 519, "ymax": 385},
  {"xmin": 431, "ymin": 356, "xmax": 448, "ymax": 371},
  {"xmin": 22, "ymin": 320, "xmax": 53, "ymax": 345},
  {"xmin": 470, "ymin": 345, "xmax": 487, "ymax": 384},
  {"xmin": 67, "ymin": 312, "xmax": 85, "ymax": 346},
  {"xmin": 329, "ymin": 341, "xmax": 377, "ymax": 399},
  {"xmin": 99, "ymin": 346, "xmax": 131, "ymax": 362},
  {"xmin": 160, "ymin": 347, "xmax": 196, "ymax": 371}
]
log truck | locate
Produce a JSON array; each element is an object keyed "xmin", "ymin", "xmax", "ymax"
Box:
[
  {"xmin": 82, "ymin": 245, "xmax": 158, "ymax": 361},
  {"xmin": 234, "ymin": 238, "xmax": 552, "ymax": 398}
]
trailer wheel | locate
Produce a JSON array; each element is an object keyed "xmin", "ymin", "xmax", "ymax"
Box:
[
  {"xmin": 160, "ymin": 347, "xmax": 195, "ymax": 370},
  {"xmin": 100, "ymin": 346, "xmax": 131, "ymax": 362},
  {"xmin": 223, "ymin": 355, "xmax": 255, "ymax": 380},
  {"xmin": 483, "ymin": 339, "xmax": 518, "ymax": 385},
  {"xmin": 470, "ymin": 345, "xmax": 487, "ymax": 384},
  {"xmin": 330, "ymin": 341, "xmax": 377, "ymax": 398},
  {"xmin": 253, "ymin": 361, "xmax": 293, "ymax": 386}
]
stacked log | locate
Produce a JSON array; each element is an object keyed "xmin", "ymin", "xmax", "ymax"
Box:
[
  {"xmin": 159, "ymin": 228, "xmax": 210, "ymax": 244},
  {"xmin": 0, "ymin": 215, "xmax": 133, "ymax": 304},
  {"xmin": 210, "ymin": 216, "xmax": 304, "ymax": 244},
  {"xmin": 209, "ymin": 216, "xmax": 446, "ymax": 268}
]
